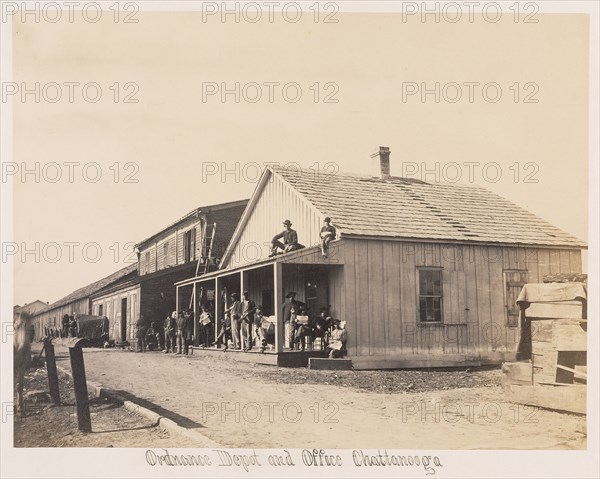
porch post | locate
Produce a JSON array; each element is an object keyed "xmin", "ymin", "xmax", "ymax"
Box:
[
  {"xmin": 274, "ymin": 261, "xmax": 284, "ymax": 353},
  {"xmin": 175, "ymin": 285, "xmax": 179, "ymax": 317},
  {"xmin": 193, "ymin": 282, "xmax": 198, "ymax": 346},
  {"xmin": 214, "ymin": 276, "xmax": 221, "ymax": 345}
]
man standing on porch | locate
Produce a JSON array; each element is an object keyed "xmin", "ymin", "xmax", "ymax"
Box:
[
  {"xmin": 227, "ymin": 293, "xmax": 243, "ymax": 350},
  {"xmin": 282, "ymin": 292, "xmax": 305, "ymax": 350},
  {"xmin": 269, "ymin": 219, "xmax": 301, "ymax": 257},
  {"xmin": 241, "ymin": 291, "xmax": 256, "ymax": 351}
]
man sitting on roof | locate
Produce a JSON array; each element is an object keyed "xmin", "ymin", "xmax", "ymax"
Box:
[
  {"xmin": 269, "ymin": 220, "xmax": 304, "ymax": 257},
  {"xmin": 319, "ymin": 217, "xmax": 336, "ymax": 258}
]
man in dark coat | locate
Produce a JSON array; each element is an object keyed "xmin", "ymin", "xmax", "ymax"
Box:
[
  {"xmin": 282, "ymin": 292, "xmax": 305, "ymax": 350},
  {"xmin": 240, "ymin": 291, "xmax": 256, "ymax": 351},
  {"xmin": 135, "ymin": 315, "xmax": 146, "ymax": 352},
  {"xmin": 62, "ymin": 314, "xmax": 70, "ymax": 338},
  {"xmin": 269, "ymin": 220, "xmax": 302, "ymax": 257},
  {"xmin": 176, "ymin": 311, "xmax": 189, "ymax": 355},
  {"xmin": 164, "ymin": 311, "xmax": 177, "ymax": 353}
]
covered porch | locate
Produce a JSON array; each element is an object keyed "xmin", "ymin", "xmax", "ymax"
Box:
[{"xmin": 175, "ymin": 245, "xmax": 344, "ymax": 366}]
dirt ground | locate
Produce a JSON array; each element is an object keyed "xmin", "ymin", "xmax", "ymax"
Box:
[
  {"xmin": 16, "ymin": 344, "xmax": 586, "ymax": 449},
  {"xmin": 13, "ymin": 361, "xmax": 202, "ymax": 448}
]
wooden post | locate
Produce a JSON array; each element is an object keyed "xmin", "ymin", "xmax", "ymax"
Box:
[
  {"xmin": 175, "ymin": 285, "xmax": 180, "ymax": 317},
  {"xmin": 44, "ymin": 339, "xmax": 60, "ymax": 405},
  {"xmin": 214, "ymin": 277, "xmax": 221, "ymax": 345},
  {"xmin": 274, "ymin": 262, "xmax": 284, "ymax": 353},
  {"xmin": 68, "ymin": 340, "xmax": 91, "ymax": 433},
  {"xmin": 240, "ymin": 270, "xmax": 246, "ymax": 350},
  {"xmin": 193, "ymin": 282, "xmax": 199, "ymax": 346}
]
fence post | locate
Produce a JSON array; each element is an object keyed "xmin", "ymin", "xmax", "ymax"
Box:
[
  {"xmin": 68, "ymin": 339, "xmax": 91, "ymax": 433},
  {"xmin": 43, "ymin": 339, "xmax": 60, "ymax": 405}
]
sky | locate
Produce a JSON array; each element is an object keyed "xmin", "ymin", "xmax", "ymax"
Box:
[{"xmin": 8, "ymin": 8, "xmax": 589, "ymax": 306}]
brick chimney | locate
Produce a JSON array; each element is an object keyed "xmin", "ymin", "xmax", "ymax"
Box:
[{"xmin": 370, "ymin": 146, "xmax": 391, "ymax": 179}]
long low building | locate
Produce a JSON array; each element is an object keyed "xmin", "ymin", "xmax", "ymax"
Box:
[{"xmin": 31, "ymin": 265, "xmax": 137, "ymax": 340}]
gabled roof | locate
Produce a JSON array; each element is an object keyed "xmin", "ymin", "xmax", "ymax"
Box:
[
  {"xmin": 33, "ymin": 264, "xmax": 138, "ymax": 316},
  {"xmin": 222, "ymin": 166, "xmax": 585, "ymax": 261},
  {"xmin": 14, "ymin": 300, "xmax": 48, "ymax": 314},
  {"xmin": 274, "ymin": 166, "xmax": 586, "ymax": 247}
]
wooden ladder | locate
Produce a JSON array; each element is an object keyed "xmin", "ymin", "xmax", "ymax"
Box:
[
  {"xmin": 201, "ymin": 222, "xmax": 217, "ymax": 274},
  {"xmin": 189, "ymin": 222, "xmax": 217, "ymax": 310}
]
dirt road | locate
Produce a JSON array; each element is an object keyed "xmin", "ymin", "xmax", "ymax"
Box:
[
  {"xmin": 42, "ymin": 346, "xmax": 586, "ymax": 450},
  {"xmin": 14, "ymin": 363, "xmax": 201, "ymax": 448}
]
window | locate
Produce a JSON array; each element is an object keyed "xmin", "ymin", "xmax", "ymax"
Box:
[
  {"xmin": 504, "ymin": 270, "xmax": 528, "ymax": 327},
  {"xmin": 418, "ymin": 268, "xmax": 443, "ymax": 322},
  {"xmin": 163, "ymin": 241, "xmax": 169, "ymax": 267},
  {"xmin": 145, "ymin": 251, "xmax": 151, "ymax": 272},
  {"xmin": 184, "ymin": 229, "xmax": 196, "ymax": 263},
  {"xmin": 98, "ymin": 304, "xmax": 103, "ymax": 316}
]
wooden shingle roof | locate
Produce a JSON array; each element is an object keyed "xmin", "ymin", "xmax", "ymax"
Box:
[{"xmin": 272, "ymin": 166, "xmax": 586, "ymax": 248}]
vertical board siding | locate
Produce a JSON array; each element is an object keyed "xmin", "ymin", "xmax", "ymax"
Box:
[
  {"xmin": 368, "ymin": 241, "xmax": 385, "ymax": 355},
  {"xmin": 91, "ymin": 286, "xmax": 141, "ymax": 342},
  {"xmin": 227, "ymin": 174, "xmax": 324, "ymax": 269},
  {"xmin": 339, "ymin": 238, "xmax": 584, "ymax": 364}
]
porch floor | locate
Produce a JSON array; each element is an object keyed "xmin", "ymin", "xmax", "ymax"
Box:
[{"xmin": 188, "ymin": 346, "xmax": 329, "ymax": 367}]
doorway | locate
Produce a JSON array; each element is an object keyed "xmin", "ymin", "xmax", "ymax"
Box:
[{"xmin": 121, "ymin": 297, "xmax": 128, "ymax": 342}]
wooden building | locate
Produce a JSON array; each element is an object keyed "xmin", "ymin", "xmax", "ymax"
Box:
[
  {"xmin": 31, "ymin": 265, "xmax": 137, "ymax": 340},
  {"xmin": 14, "ymin": 300, "xmax": 48, "ymax": 317},
  {"xmin": 176, "ymin": 148, "xmax": 586, "ymax": 369},
  {"xmin": 90, "ymin": 200, "xmax": 247, "ymax": 343}
]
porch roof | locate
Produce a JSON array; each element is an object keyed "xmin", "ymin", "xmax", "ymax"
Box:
[{"xmin": 175, "ymin": 243, "xmax": 341, "ymax": 288}]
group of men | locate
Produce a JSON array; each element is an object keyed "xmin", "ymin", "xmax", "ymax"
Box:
[
  {"xmin": 134, "ymin": 309, "xmax": 204, "ymax": 355},
  {"xmin": 61, "ymin": 313, "xmax": 78, "ymax": 338},
  {"xmin": 131, "ymin": 216, "xmax": 344, "ymax": 356},
  {"xmin": 281, "ymin": 292, "xmax": 347, "ymax": 357}
]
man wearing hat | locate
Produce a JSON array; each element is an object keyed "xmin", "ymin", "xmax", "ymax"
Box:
[
  {"xmin": 164, "ymin": 311, "xmax": 178, "ymax": 353},
  {"xmin": 269, "ymin": 219, "xmax": 301, "ymax": 257},
  {"xmin": 240, "ymin": 291, "xmax": 256, "ymax": 351},
  {"xmin": 282, "ymin": 291, "xmax": 305, "ymax": 350},
  {"xmin": 319, "ymin": 217, "xmax": 337, "ymax": 258},
  {"xmin": 226, "ymin": 292, "xmax": 243, "ymax": 350}
]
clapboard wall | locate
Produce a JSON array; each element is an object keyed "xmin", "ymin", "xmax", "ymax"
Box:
[
  {"xmin": 138, "ymin": 215, "xmax": 203, "ymax": 276},
  {"xmin": 336, "ymin": 238, "xmax": 582, "ymax": 369}
]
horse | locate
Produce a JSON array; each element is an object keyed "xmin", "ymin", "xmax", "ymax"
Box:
[{"xmin": 13, "ymin": 310, "xmax": 34, "ymax": 416}]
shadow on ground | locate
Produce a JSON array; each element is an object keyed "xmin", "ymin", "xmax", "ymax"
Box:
[{"xmin": 105, "ymin": 389, "xmax": 204, "ymax": 429}]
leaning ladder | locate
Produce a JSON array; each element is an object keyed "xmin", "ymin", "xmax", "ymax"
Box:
[{"xmin": 189, "ymin": 222, "xmax": 217, "ymax": 310}]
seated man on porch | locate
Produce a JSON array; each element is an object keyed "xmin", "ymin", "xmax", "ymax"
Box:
[
  {"xmin": 254, "ymin": 305, "xmax": 275, "ymax": 353},
  {"xmin": 269, "ymin": 220, "xmax": 304, "ymax": 257},
  {"xmin": 313, "ymin": 307, "xmax": 332, "ymax": 350},
  {"xmin": 293, "ymin": 307, "xmax": 312, "ymax": 351},
  {"xmin": 215, "ymin": 311, "xmax": 233, "ymax": 351},
  {"xmin": 327, "ymin": 318, "xmax": 347, "ymax": 358}
]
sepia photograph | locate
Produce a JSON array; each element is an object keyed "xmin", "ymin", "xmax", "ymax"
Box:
[{"xmin": 1, "ymin": 1, "xmax": 598, "ymax": 478}]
